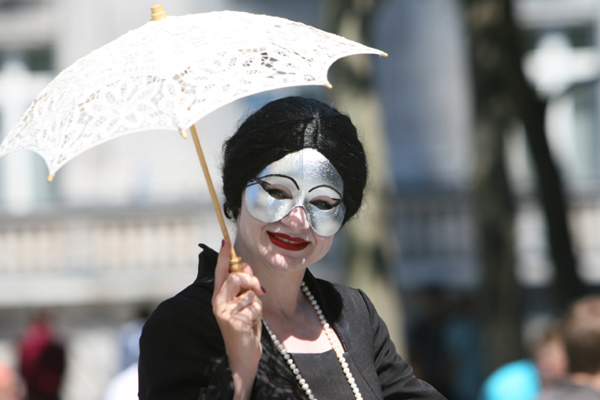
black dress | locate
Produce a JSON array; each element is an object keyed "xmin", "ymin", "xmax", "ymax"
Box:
[
  {"xmin": 138, "ymin": 245, "xmax": 446, "ymax": 400},
  {"xmin": 292, "ymin": 350, "xmax": 366, "ymax": 399}
]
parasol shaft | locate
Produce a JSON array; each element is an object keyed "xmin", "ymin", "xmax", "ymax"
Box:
[{"xmin": 189, "ymin": 125, "xmax": 242, "ymax": 272}]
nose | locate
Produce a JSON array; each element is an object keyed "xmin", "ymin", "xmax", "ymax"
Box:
[{"xmin": 282, "ymin": 206, "xmax": 310, "ymax": 230}]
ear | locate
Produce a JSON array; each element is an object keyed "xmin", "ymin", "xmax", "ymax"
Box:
[{"xmin": 237, "ymin": 188, "xmax": 246, "ymax": 218}]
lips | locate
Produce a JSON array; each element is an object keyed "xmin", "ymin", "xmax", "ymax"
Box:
[{"xmin": 268, "ymin": 232, "xmax": 310, "ymax": 251}]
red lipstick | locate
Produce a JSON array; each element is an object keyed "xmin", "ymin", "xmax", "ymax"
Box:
[{"xmin": 268, "ymin": 232, "xmax": 310, "ymax": 251}]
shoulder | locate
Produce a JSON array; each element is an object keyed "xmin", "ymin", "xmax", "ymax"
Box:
[
  {"xmin": 141, "ymin": 261, "xmax": 218, "ymax": 349},
  {"xmin": 145, "ymin": 244, "xmax": 217, "ymax": 329},
  {"xmin": 308, "ymin": 277, "xmax": 376, "ymax": 336},
  {"xmin": 313, "ymin": 278, "xmax": 374, "ymax": 316},
  {"xmin": 143, "ymin": 281, "xmax": 214, "ymax": 338},
  {"xmin": 139, "ymin": 263, "xmax": 224, "ymax": 382},
  {"xmin": 311, "ymin": 276, "xmax": 366, "ymax": 302}
]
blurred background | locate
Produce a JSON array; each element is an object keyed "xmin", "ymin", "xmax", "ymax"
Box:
[{"xmin": 0, "ymin": 0, "xmax": 599, "ymax": 399}]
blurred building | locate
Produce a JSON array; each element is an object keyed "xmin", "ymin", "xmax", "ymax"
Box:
[
  {"xmin": 1, "ymin": 0, "xmax": 600, "ymax": 399},
  {"xmin": 374, "ymin": 0, "xmax": 600, "ymax": 292},
  {"xmin": 516, "ymin": 0, "xmax": 600, "ymax": 287}
]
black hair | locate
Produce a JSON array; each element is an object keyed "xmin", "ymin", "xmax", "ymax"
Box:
[{"xmin": 222, "ymin": 96, "xmax": 367, "ymax": 226}]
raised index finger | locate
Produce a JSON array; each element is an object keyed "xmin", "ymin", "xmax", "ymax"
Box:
[{"xmin": 212, "ymin": 239, "xmax": 232, "ymax": 301}]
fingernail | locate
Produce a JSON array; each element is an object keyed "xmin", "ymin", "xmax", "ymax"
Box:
[
  {"xmin": 261, "ymin": 285, "xmax": 267, "ymax": 293},
  {"xmin": 221, "ymin": 239, "xmax": 225, "ymax": 249}
]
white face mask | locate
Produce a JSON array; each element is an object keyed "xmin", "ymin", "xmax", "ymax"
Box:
[{"xmin": 244, "ymin": 148, "xmax": 345, "ymax": 237}]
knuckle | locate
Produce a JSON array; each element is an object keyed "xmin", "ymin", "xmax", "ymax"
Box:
[{"xmin": 229, "ymin": 272, "xmax": 246, "ymax": 286}]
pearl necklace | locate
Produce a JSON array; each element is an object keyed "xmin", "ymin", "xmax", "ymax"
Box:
[{"xmin": 262, "ymin": 281, "xmax": 363, "ymax": 400}]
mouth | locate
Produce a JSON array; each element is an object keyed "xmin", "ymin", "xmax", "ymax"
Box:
[{"xmin": 267, "ymin": 232, "xmax": 310, "ymax": 251}]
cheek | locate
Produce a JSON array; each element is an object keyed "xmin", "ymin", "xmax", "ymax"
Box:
[
  {"xmin": 237, "ymin": 202, "xmax": 265, "ymax": 241},
  {"xmin": 313, "ymin": 236, "xmax": 334, "ymax": 260}
]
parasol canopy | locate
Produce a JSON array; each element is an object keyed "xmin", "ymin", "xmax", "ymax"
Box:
[{"xmin": 0, "ymin": 6, "xmax": 386, "ymax": 180}]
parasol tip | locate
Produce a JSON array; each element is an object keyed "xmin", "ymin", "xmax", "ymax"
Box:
[
  {"xmin": 151, "ymin": 4, "xmax": 167, "ymax": 21},
  {"xmin": 180, "ymin": 129, "xmax": 188, "ymax": 139},
  {"xmin": 381, "ymin": 51, "xmax": 389, "ymax": 57},
  {"xmin": 325, "ymin": 82, "xmax": 333, "ymax": 89},
  {"xmin": 47, "ymin": 174, "xmax": 55, "ymax": 183}
]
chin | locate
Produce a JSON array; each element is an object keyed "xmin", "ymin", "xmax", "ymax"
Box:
[{"xmin": 263, "ymin": 247, "xmax": 310, "ymax": 270}]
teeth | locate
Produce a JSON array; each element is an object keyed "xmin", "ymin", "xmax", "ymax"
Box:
[{"xmin": 273, "ymin": 234, "xmax": 304, "ymax": 244}]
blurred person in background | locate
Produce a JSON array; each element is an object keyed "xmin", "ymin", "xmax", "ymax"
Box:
[
  {"xmin": 103, "ymin": 363, "xmax": 138, "ymax": 400},
  {"xmin": 478, "ymin": 317, "xmax": 567, "ymax": 400},
  {"xmin": 117, "ymin": 307, "xmax": 151, "ymax": 371},
  {"xmin": 102, "ymin": 306, "xmax": 151, "ymax": 400},
  {"xmin": 0, "ymin": 362, "xmax": 26, "ymax": 400},
  {"xmin": 18, "ymin": 312, "xmax": 65, "ymax": 400},
  {"xmin": 537, "ymin": 295, "xmax": 600, "ymax": 400},
  {"xmin": 408, "ymin": 287, "xmax": 452, "ymax": 397},
  {"xmin": 408, "ymin": 288, "xmax": 483, "ymax": 400}
]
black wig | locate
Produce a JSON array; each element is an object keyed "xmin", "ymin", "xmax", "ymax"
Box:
[{"xmin": 222, "ymin": 96, "xmax": 367, "ymax": 226}]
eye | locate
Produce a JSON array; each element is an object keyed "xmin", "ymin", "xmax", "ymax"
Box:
[
  {"xmin": 266, "ymin": 188, "xmax": 289, "ymax": 200},
  {"xmin": 257, "ymin": 179, "xmax": 291, "ymax": 200},
  {"xmin": 310, "ymin": 198, "xmax": 341, "ymax": 211}
]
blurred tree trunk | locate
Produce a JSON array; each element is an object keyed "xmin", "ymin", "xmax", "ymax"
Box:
[
  {"xmin": 321, "ymin": 0, "xmax": 407, "ymax": 355},
  {"xmin": 494, "ymin": 0, "xmax": 586, "ymax": 310},
  {"xmin": 463, "ymin": 0, "xmax": 521, "ymax": 369},
  {"xmin": 462, "ymin": 0, "xmax": 585, "ymax": 370}
]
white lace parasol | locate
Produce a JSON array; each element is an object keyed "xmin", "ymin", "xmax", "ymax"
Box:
[
  {"xmin": 0, "ymin": 5, "xmax": 386, "ymax": 271},
  {"xmin": 0, "ymin": 8, "xmax": 386, "ymax": 179}
]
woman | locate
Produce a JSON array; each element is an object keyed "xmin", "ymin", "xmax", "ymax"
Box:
[{"xmin": 138, "ymin": 97, "xmax": 446, "ymax": 400}]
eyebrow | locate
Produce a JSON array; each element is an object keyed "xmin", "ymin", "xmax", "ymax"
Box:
[
  {"xmin": 256, "ymin": 174, "xmax": 300, "ymax": 190},
  {"xmin": 309, "ymin": 184, "xmax": 343, "ymax": 198}
]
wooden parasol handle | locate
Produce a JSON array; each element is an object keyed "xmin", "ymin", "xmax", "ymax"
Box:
[{"xmin": 189, "ymin": 125, "xmax": 243, "ymax": 273}]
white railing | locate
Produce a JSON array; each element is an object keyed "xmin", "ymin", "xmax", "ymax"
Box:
[
  {"xmin": 3, "ymin": 192, "xmax": 600, "ymax": 306},
  {"xmin": 0, "ymin": 202, "xmax": 224, "ymax": 307}
]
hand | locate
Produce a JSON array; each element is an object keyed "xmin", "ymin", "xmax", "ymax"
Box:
[{"xmin": 212, "ymin": 239, "xmax": 264, "ymax": 399}]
